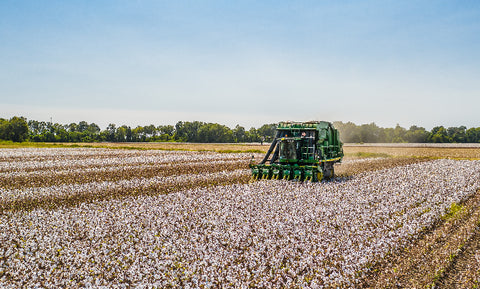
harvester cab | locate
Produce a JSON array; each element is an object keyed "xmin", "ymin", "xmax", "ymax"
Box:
[{"xmin": 250, "ymin": 121, "xmax": 343, "ymax": 182}]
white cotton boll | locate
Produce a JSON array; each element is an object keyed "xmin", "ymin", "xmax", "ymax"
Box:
[{"xmin": 2, "ymin": 150, "xmax": 480, "ymax": 287}]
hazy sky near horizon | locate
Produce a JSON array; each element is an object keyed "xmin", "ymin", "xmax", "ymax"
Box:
[{"xmin": 1, "ymin": 0, "xmax": 479, "ymax": 129}]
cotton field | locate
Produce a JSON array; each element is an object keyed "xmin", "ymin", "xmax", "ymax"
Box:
[{"xmin": 1, "ymin": 148, "xmax": 480, "ymax": 288}]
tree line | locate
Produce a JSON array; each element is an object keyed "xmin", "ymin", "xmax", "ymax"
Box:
[
  {"xmin": 0, "ymin": 117, "xmax": 277, "ymax": 143},
  {"xmin": 332, "ymin": 122, "xmax": 480, "ymax": 143},
  {"xmin": 1, "ymin": 116, "xmax": 480, "ymax": 143}
]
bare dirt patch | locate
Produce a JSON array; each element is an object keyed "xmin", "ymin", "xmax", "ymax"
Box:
[
  {"xmin": 361, "ymin": 189, "xmax": 480, "ymax": 288},
  {"xmin": 437, "ymin": 215, "xmax": 480, "ymax": 288}
]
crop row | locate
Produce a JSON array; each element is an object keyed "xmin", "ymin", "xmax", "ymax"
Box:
[
  {"xmin": 0, "ymin": 148, "xmax": 254, "ymax": 172},
  {"xmin": 0, "ymin": 159, "xmax": 248, "ymax": 190},
  {"xmin": 0, "ymin": 149, "xmax": 428, "ymax": 214},
  {"xmin": 1, "ymin": 158, "xmax": 479, "ymax": 287},
  {"xmin": 0, "ymin": 148, "xmax": 263, "ymax": 212}
]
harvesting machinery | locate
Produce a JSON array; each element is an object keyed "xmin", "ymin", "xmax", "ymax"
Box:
[{"xmin": 250, "ymin": 121, "xmax": 343, "ymax": 182}]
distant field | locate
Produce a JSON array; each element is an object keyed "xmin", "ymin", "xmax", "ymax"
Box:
[
  {"xmin": 345, "ymin": 144, "xmax": 480, "ymax": 159},
  {"xmin": 0, "ymin": 141, "xmax": 267, "ymax": 153},
  {"xmin": 2, "ymin": 141, "xmax": 480, "ymax": 159}
]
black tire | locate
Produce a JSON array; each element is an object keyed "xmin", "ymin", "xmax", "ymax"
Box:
[{"xmin": 323, "ymin": 162, "xmax": 334, "ymax": 179}]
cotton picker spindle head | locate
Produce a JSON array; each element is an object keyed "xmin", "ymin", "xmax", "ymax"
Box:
[{"xmin": 250, "ymin": 121, "xmax": 343, "ymax": 182}]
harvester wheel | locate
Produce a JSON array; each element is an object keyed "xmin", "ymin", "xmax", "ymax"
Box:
[{"xmin": 323, "ymin": 162, "xmax": 334, "ymax": 179}]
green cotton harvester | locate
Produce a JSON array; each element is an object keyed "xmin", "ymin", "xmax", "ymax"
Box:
[{"xmin": 250, "ymin": 121, "xmax": 343, "ymax": 182}]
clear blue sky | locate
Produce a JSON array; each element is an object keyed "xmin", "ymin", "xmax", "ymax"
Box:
[{"xmin": 1, "ymin": 0, "xmax": 479, "ymax": 129}]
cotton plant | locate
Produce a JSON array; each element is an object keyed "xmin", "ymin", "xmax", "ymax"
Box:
[
  {"xmin": 0, "ymin": 148, "xmax": 258, "ymax": 211},
  {"xmin": 1, "ymin": 150, "xmax": 480, "ymax": 287}
]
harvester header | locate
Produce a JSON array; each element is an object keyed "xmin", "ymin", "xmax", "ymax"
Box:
[{"xmin": 250, "ymin": 121, "xmax": 343, "ymax": 182}]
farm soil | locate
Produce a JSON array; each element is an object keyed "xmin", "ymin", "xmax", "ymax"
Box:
[
  {"xmin": 361, "ymin": 189, "xmax": 480, "ymax": 288},
  {"xmin": 438, "ymin": 221, "xmax": 480, "ymax": 288}
]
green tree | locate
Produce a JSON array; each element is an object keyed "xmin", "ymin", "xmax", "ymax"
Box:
[
  {"xmin": 333, "ymin": 121, "xmax": 361, "ymax": 143},
  {"xmin": 197, "ymin": 123, "xmax": 234, "ymax": 143},
  {"xmin": 125, "ymin": 126, "xmax": 133, "ymax": 142},
  {"xmin": 466, "ymin": 127, "xmax": 480, "ymax": 143},
  {"xmin": 246, "ymin": 127, "xmax": 259, "ymax": 142},
  {"xmin": 86, "ymin": 123, "xmax": 100, "ymax": 135},
  {"xmin": 28, "ymin": 120, "xmax": 48, "ymax": 136},
  {"xmin": 77, "ymin": 121, "xmax": 89, "ymax": 132},
  {"xmin": 174, "ymin": 121, "xmax": 204, "ymax": 142},
  {"xmin": 0, "ymin": 118, "xmax": 8, "ymax": 140},
  {"xmin": 257, "ymin": 124, "xmax": 276, "ymax": 143},
  {"xmin": 105, "ymin": 124, "xmax": 117, "ymax": 141},
  {"xmin": 1, "ymin": 116, "xmax": 29, "ymax": 142},
  {"xmin": 143, "ymin": 124, "xmax": 157, "ymax": 141},
  {"xmin": 132, "ymin": 126, "xmax": 144, "ymax": 142},
  {"xmin": 404, "ymin": 125, "xmax": 429, "ymax": 143},
  {"xmin": 233, "ymin": 125, "xmax": 246, "ymax": 143},
  {"xmin": 158, "ymin": 125, "xmax": 174, "ymax": 141},
  {"xmin": 447, "ymin": 126, "xmax": 466, "ymax": 143},
  {"xmin": 67, "ymin": 123, "xmax": 78, "ymax": 132},
  {"xmin": 390, "ymin": 124, "xmax": 407, "ymax": 143},
  {"xmin": 428, "ymin": 126, "xmax": 450, "ymax": 143},
  {"xmin": 358, "ymin": 123, "xmax": 385, "ymax": 143},
  {"xmin": 115, "ymin": 126, "xmax": 127, "ymax": 142}
]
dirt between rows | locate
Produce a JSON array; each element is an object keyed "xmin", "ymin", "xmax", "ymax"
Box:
[
  {"xmin": 437, "ymin": 214, "xmax": 480, "ymax": 288},
  {"xmin": 360, "ymin": 189, "xmax": 480, "ymax": 288}
]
